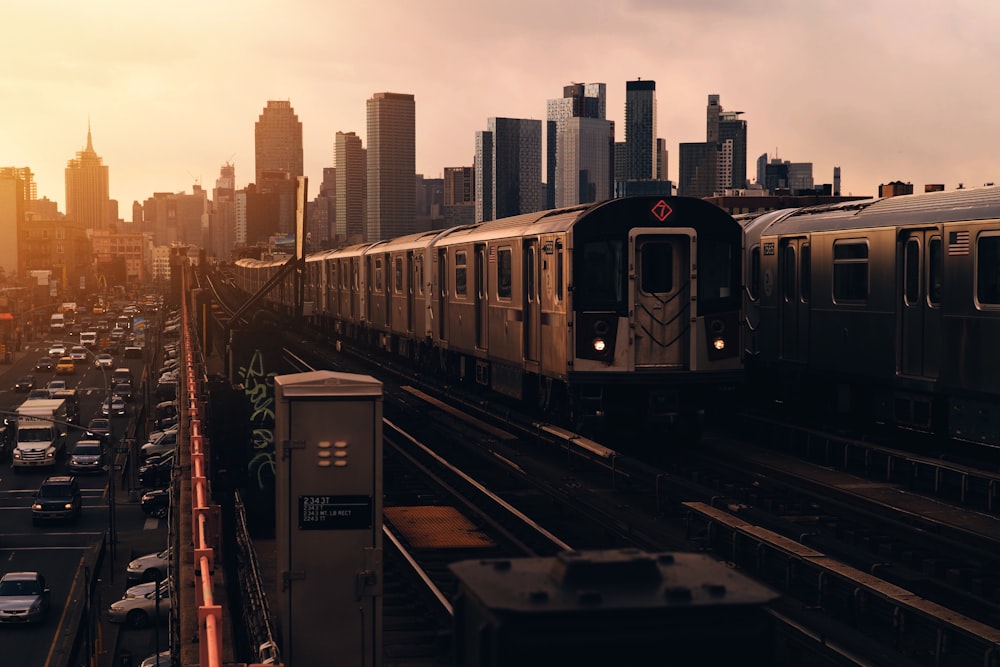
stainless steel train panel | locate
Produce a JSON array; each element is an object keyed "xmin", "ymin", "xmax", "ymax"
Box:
[{"xmin": 630, "ymin": 229, "xmax": 693, "ymax": 370}]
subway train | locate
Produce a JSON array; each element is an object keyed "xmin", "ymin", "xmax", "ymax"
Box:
[
  {"xmin": 741, "ymin": 186, "xmax": 1000, "ymax": 447},
  {"xmin": 232, "ymin": 196, "xmax": 744, "ymax": 433}
]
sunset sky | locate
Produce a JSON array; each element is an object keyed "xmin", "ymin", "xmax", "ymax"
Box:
[{"xmin": 3, "ymin": 0, "xmax": 998, "ymax": 211}]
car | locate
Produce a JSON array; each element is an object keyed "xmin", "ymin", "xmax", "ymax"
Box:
[
  {"xmin": 101, "ymin": 395, "xmax": 127, "ymax": 417},
  {"xmin": 67, "ymin": 439, "xmax": 106, "ymax": 474},
  {"xmin": 69, "ymin": 345, "xmax": 89, "ymax": 362},
  {"xmin": 93, "ymin": 353, "xmax": 114, "ymax": 369},
  {"xmin": 14, "ymin": 375, "xmax": 35, "ymax": 392},
  {"xmin": 55, "ymin": 357, "xmax": 76, "ymax": 375},
  {"xmin": 156, "ymin": 379, "xmax": 177, "ymax": 401},
  {"xmin": 34, "ymin": 356, "xmax": 54, "ymax": 372},
  {"xmin": 140, "ymin": 431, "xmax": 177, "ymax": 459},
  {"xmin": 124, "ymin": 576, "xmax": 171, "ymax": 600},
  {"xmin": 27, "ymin": 388, "xmax": 50, "ymax": 400},
  {"xmin": 107, "ymin": 583, "xmax": 171, "ymax": 628},
  {"xmin": 152, "ymin": 414, "xmax": 179, "ymax": 432},
  {"xmin": 124, "ymin": 343, "xmax": 144, "ymax": 359},
  {"xmin": 126, "ymin": 547, "xmax": 171, "ymax": 584},
  {"xmin": 0, "ymin": 572, "xmax": 50, "ymax": 624},
  {"xmin": 111, "ymin": 368, "xmax": 134, "ymax": 387},
  {"xmin": 31, "ymin": 475, "xmax": 82, "ymax": 524},
  {"xmin": 141, "ymin": 489, "xmax": 169, "ymax": 518},
  {"xmin": 138, "ymin": 650, "xmax": 172, "ymax": 667},
  {"xmin": 85, "ymin": 417, "xmax": 112, "ymax": 442},
  {"xmin": 139, "ymin": 453, "xmax": 173, "ymax": 489},
  {"xmin": 47, "ymin": 342, "xmax": 66, "ymax": 357},
  {"xmin": 45, "ymin": 379, "xmax": 67, "ymax": 396},
  {"xmin": 112, "ymin": 382, "xmax": 134, "ymax": 402}
]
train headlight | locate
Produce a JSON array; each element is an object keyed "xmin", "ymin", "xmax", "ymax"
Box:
[
  {"xmin": 712, "ymin": 337, "xmax": 726, "ymax": 351},
  {"xmin": 592, "ymin": 338, "xmax": 607, "ymax": 353}
]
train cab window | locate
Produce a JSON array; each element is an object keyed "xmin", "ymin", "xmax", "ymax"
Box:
[
  {"xmin": 928, "ymin": 237, "xmax": 942, "ymax": 305},
  {"xmin": 497, "ymin": 248, "xmax": 512, "ymax": 299},
  {"xmin": 575, "ymin": 240, "xmax": 624, "ymax": 308},
  {"xmin": 640, "ymin": 242, "xmax": 673, "ymax": 294},
  {"xmin": 455, "ymin": 251, "xmax": 468, "ymax": 297},
  {"xmin": 832, "ymin": 240, "xmax": 869, "ymax": 302},
  {"xmin": 394, "ymin": 257, "xmax": 403, "ymax": 294},
  {"xmin": 977, "ymin": 234, "xmax": 1000, "ymax": 305}
]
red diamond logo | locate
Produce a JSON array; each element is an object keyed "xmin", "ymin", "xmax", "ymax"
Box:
[{"xmin": 651, "ymin": 200, "xmax": 672, "ymax": 222}]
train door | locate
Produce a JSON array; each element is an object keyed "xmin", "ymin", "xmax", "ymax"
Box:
[
  {"xmin": 900, "ymin": 230, "xmax": 942, "ymax": 378},
  {"xmin": 630, "ymin": 231, "xmax": 691, "ymax": 369},
  {"xmin": 437, "ymin": 249, "xmax": 449, "ymax": 342},
  {"xmin": 524, "ymin": 239, "xmax": 540, "ymax": 362},
  {"xmin": 475, "ymin": 244, "xmax": 488, "ymax": 349},
  {"xmin": 778, "ymin": 237, "xmax": 809, "ymax": 363}
]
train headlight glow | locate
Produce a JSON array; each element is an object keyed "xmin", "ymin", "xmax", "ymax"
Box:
[
  {"xmin": 712, "ymin": 337, "xmax": 726, "ymax": 351},
  {"xmin": 592, "ymin": 338, "xmax": 607, "ymax": 353}
]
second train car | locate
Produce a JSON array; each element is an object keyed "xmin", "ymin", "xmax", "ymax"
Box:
[
  {"xmin": 234, "ymin": 196, "xmax": 744, "ymax": 433},
  {"xmin": 741, "ymin": 186, "xmax": 1000, "ymax": 447}
]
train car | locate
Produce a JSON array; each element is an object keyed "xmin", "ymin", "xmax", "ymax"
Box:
[
  {"xmin": 235, "ymin": 196, "xmax": 744, "ymax": 432},
  {"xmin": 746, "ymin": 186, "xmax": 1000, "ymax": 446}
]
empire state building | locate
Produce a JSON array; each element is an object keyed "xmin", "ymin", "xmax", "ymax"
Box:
[{"xmin": 65, "ymin": 124, "xmax": 111, "ymax": 230}]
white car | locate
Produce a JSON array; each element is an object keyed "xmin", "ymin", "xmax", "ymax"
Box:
[
  {"xmin": 0, "ymin": 572, "xmax": 50, "ymax": 624},
  {"xmin": 47, "ymin": 342, "xmax": 66, "ymax": 357},
  {"xmin": 140, "ymin": 431, "xmax": 177, "ymax": 459},
  {"xmin": 126, "ymin": 548, "xmax": 170, "ymax": 584},
  {"xmin": 94, "ymin": 353, "xmax": 114, "ymax": 369},
  {"xmin": 69, "ymin": 346, "xmax": 89, "ymax": 362},
  {"xmin": 107, "ymin": 584, "xmax": 170, "ymax": 628}
]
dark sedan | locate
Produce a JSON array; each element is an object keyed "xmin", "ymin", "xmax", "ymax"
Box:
[
  {"xmin": 34, "ymin": 357, "xmax": 54, "ymax": 373},
  {"xmin": 14, "ymin": 375, "xmax": 35, "ymax": 392},
  {"xmin": 141, "ymin": 489, "xmax": 169, "ymax": 519},
  {"xmin": 85, "ymin": 417, "xmax": 112, "ymax": 442}
]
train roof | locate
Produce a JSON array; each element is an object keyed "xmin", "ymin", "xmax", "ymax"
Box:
[{"xmin": 760, "ymin": 186, "xmax": 1000, "ymax": 235}]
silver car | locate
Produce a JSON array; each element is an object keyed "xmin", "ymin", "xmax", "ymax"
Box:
[
  {"xmin": 68, "ymin": 439, "xmax": 106, "ymax": 474},
  {"xmin": 0, "ymin": 572, "xmax": 50, "ymax": 624},
  {"xmin": 107, "ymin": 584, "xmax": 171, "ymax": 628},
  {"xmin": 126, "ymin": 547, "xmax": 170, "ymax": 584}
]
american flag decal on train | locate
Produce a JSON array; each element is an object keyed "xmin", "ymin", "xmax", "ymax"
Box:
[{"xmin": 948, "ymin": 230, "xmax": 970, "ymax": 256}]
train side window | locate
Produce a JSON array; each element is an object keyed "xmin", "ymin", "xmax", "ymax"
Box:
[
  {"xmin": 497, "ymin": 248, "xmax": 512, "ymax": 299},
  {"xmin": 374, "ymin": 257, "xmax": 383, "ymax": 292},
  {"xmin": 928, "ymin": 237, "xmax": 942, "ymax": 305},
  {"xmin": 747, "ymin": 246, "xmax": 760, "ymax": 301},
  {"xmin": 904, "ymin": 238, "xmax": 920, "ymax": 306},
  {"xmin": 832, "ymin": 240, "xmax": 869, "ymax": 302},
  {"xmin": 976, "ymin": 234, "xmax": 1000, "ymax": 305},
  {"xmin": 455, "ymin": 251, "xmax": 468, "ymax": 297},
  {"xmin": 801, "ymin": 244, "xmax": 811, "ymax": 302},
  {"xmin": 782, "ymin": 244, "xmax": 796, "ymax": 303},
  {"xmin": 415, "ymin": 256, "xmax": 424, "ymax": 296},
  {"xmin": 352, "ymin": 259, "xmax": 359, "ymax": 291},
  {"xmin": 640, "ymin": 241, "xmax": 673, "ymax": 294},
  {"xmin": 555, "ymin": 240, "xmax": 564, "ymax": 301}
]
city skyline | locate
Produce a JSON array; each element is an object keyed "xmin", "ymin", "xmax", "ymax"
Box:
[{"xmin": 3, "ymin": 1, "xmax": 999, "ymax": 211}]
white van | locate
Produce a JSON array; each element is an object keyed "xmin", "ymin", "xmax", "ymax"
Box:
[
  {"xmin": 49, "ymin": 313, "xmax": 65, "ymax": 332},
  {"xmin": 80, "ymin": 331, "xmax": 98, "ymax": 347}
]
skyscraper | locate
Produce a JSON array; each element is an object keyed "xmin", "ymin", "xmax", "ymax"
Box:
[
  {"xmin": 65, "ymin": 124, "xmax": 111, "ymax": 230},
  {"xmin": 707, "ymin": 94, "xmax": 747, "ymax": 191},
  {"xmin": 335, "ymin": 131, "xmax": 367, "ymax": 245},
  {"xmin": 254, "ymin": 100, "xmax": 303, "ymax": 186},
  {"xmin": 625, "ymin": 80, "xmax": 657, "ymax": 180},
  {"xmin": 555, "ymin": 117, "xmax": 612, "ymax": 207},
  {"xmin": 366, "ymin": 92, "xmax": 415, "ymax": 241},
  {"xmin": 210, "ymin": 163, "xmax": 236, "ymax": 260},
  {"xmin": 546, "ymin": 83, "xmax": 607, "ymax": 208},
  {"xmin": 475, "ymin": 117, "xmax": 542, "ymax": 222}
]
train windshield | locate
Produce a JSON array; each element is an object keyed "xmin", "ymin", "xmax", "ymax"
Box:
[
  {"xmin": 575, "ymin": 240, "xmax": 624, "ymax": 309},
  {"xmin": 698, "ymin": 239, "xmax": 738, "ymax": 313}
]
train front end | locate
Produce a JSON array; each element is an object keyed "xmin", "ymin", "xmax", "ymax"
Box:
[{"xmin": 569, "ymin": 196, "xmax": 743, "ymax": 430}]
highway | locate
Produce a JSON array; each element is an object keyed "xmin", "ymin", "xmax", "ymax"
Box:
[{"xmin": 0, "ymin": 334, "xmax": 160, "ymax": 666}]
